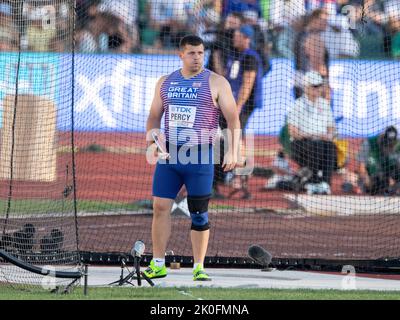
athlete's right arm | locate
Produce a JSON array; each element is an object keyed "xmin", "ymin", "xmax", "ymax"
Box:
[{"xmin": 146, "ymin": 76, "xmax": 166, "ymax": 147}]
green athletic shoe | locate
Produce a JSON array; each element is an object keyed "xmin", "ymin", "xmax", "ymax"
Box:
[
  {"xmin": 143, "ymin": 260, "xmax": 167, "ymax": 279},
  {"xmin": 193, "ymin": 265, "xmax": 211, "ymax": 281}
]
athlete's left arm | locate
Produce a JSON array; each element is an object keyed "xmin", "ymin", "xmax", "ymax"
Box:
[{"xmin": 214, "ymin": 74, "xmax": 241, "ymax": 171}]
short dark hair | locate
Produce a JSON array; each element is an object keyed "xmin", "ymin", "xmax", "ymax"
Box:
[{"xmin": 179, "ymin": 35, "xmax": 204, "ymax": 50}]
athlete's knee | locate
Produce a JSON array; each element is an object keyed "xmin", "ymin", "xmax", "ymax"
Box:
[
  {"xmin": 188, "ymin": 194, "xmax": 211, "ymax": 231},
  {"xmin": 153, "ymin": 198, "xmax": 173, "ymax": 216}
]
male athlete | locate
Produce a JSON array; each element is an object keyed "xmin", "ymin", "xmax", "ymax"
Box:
[{"xmin": 144, "ymin": 35, "xmax": 241, "ymax": 281}]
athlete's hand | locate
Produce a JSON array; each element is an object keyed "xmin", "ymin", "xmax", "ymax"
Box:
[
  {"xmin": 222, "ymin": 152, "xmax": 237, "ymax": 172},
  {"xmin": 158, "ymin": 150, "xmax": 170, "ymax": 160},
  {"xmin": 148, "ymin": 142, "xmax": 158, "ymax": 158},
  {"xmin": 147, "ymin": 142, "xmax": 168, "ymax": 160},
  {"xmin": 147, "ymin": 130, "xmax": 170, "ymax": 160}
]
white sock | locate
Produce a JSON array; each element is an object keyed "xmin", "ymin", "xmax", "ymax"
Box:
[
  {"xmin": 153, "ymin": 258, "xmax": 165, "ymax": 268},
  {"xmin": 193, "ymin": 263, "xmax": 203, "ymax": 271}
]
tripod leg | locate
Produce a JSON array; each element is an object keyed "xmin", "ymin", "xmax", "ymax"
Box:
[
  {"xmin": 119, "ymin": 263, "xmax": 125, "ymax": 285},
  {"xmin": 109, "ymin": 259, "xmax": 126, "ymax": 286},
  {"xmin": 63, "ymin": 278, "xmax": 80, "ymax": 294},
  {"xmin": 84, "ymin": 265, "xmax": 89, "ymax": 296},
  {"xmin": 135, "ymin": 257, "xmax": 142, "ymax": 286},
  {"xmin": 141, "ymin": 271, "xmax": 155, "ymax": 287}
]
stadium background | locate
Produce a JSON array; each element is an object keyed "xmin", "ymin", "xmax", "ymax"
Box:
[{"xmin": 1, "ymin": 0, "xmax": 400, "ymax": 289}]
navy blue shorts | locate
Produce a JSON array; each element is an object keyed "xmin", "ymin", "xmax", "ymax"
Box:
[{"xmin": 152, "ymin": 144, "xmax": 214, "ymax": 199}]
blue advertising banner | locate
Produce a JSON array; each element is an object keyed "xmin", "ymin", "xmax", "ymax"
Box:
[
  {"xmin": 0, "ymin": 52, "xmax": 59, "ymax": 124},
  {"xmin": 0, "ymin": 53, "xmax": 399, "ymax": 137}
]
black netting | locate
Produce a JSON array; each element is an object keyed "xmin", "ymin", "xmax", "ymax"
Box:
[{"xmin": 1, "ymin": 0, "xmax": 400, "ymax": 288}]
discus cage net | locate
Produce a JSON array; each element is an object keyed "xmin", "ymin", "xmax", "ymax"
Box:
[{"xmin": 1, "ymin": 0, "xmax": 400, "ymax": 290}]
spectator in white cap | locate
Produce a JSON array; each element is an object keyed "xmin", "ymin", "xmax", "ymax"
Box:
[{"xmin": 287, "ymin": 70, "xmax": 337, "ymax": 194}]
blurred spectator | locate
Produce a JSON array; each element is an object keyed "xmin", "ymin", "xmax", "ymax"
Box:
[
  {"xmin": 76, "ymin": 24, "xmax": 96, "ymax": 53},
  {"xmin": 222, "ymin": 0, "xmax": 262, "ymax": 18},
  {"xmin": 293, "ymin": 8, "xmax": 330, "ymax": 99},
  {"xmin": 0, "ymin": 29, "xmax": 16, "ymax": 51},
  {"xmin": 344, "ymin": 0, "xmax": 383, "ymax": 35},
  {"xmin": 242, "ymin": 10, "xmax": 272, "ymax": 75},
  {"xmin": 338, "ymin": 0, "xmax": 386, "ymax": 59},
  {"xmin": 213, "ymin": 23, "xmax": 264, "ymax": 199},
  {"xmin": 263, "ymin": 150, "xmax": 296, "ymax": 190},
  {"xmin": 391, "ymin": 15, "xmax": 400, "ymax": 58},
  {"xmin": 336, "ymin": 0, "xmax": 400, "ymax": 57},
  {"xmin": 227, "ymin": 25, "xmax": 264, "ymax": 133},
  {"xmin": 226, "ymin": 25, "xmax": 264, "ymax": 199},
  {"xmin": 77, "ymin": 11, "xmax": 134, "ymax": 53},
  {"xmin": 364, "ymin": 0, "xmax": 392, "ymax": 55},
  {"xmin": 269, "ymin": 0, "xmax": 306, "ymax": 59},
  {"xmin": 336, "ymin": 0, "xmax": 352, "ymax": 12},
  {"xmin": 209, "ymin": 13, "xmax": 243, "ymax": 198},
  {"xmin": 25, "ymin": 6, "xmax": 57, "ymax": 52},
  {"xmin": 195, "ymin": 0, "xmax": 223, "ymax": 44},
  {"xmin": 206, "ymin": 12, "xmax": 243, "ymax": 75},
  {"xmin": 147, "ymin": 0, "xmax": 194, "ymax": 49},
  {"xmin": 97, "ymin": 0, "xmax": 140, "ymax": 50},
  {"xmin": 98, "ymin": 0, "xmax": 138, "ymax": 28},
  {"xmin": 0, "ymin": 1, "xmax": 18, "ymax": 51},
  {"xmin": 75, "ymin": 0, "xmax": 101, "ymax": 24},
  {"xmin": 48, "ymin": 2, "xmax": 74, "ymax": 53},
  {"xmin": 209, "ymin": 11, "xmax": 269, "ymax": 198},
  {"xmin": 270, "ymin": 0, "xmax": 306, "ymax": 28},
  {"xmin": 306, "ymin": 0, "xmax": 338, "ymax": 17},
  {"xmin": 288, "ymin": 71, "xmax": 337, "ymax": 194},
  {"xmin": 385, "ymin": 0, "xmax": 400, "ymax": 59},
  {"xmin": 0, "ymin": 32, "xmax": 17, "ymax": 51},
  {"xmin": 323, "ymin": 14, "xmax": 360, "ymax": 58},
  {"xmin": 364, "ymin": 0, "xmax": 387, "ymax": 26},
  {"xmin": 225, "ymin": 10, "xmax": 245, "ymax": 29},
  {"xmin": 76, "ymin": 0, "xmax": 88, "ymax": 23},
  {"xmin": 49, "ymin": 29, "xmax": 72, "ymax": 52},
  {"xmin": 357, "ymin": 126, "xmax": 400, "ymax": 195}
]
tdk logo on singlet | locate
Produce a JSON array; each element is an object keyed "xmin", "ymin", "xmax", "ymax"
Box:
[
  {"xmin": 169, "ymin": 105, "xmax": 196, "ymax": 128},
  {"xmin": 171, "ymin": 106, "xmax": 192, "ymax": 113},
  {"xmin": 168, "ymin": 86, "xmax": 199, "ymax": 99},
  {"xmin": 170, "ymin": 106, "xmax": 194, "ymax": 122}
]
